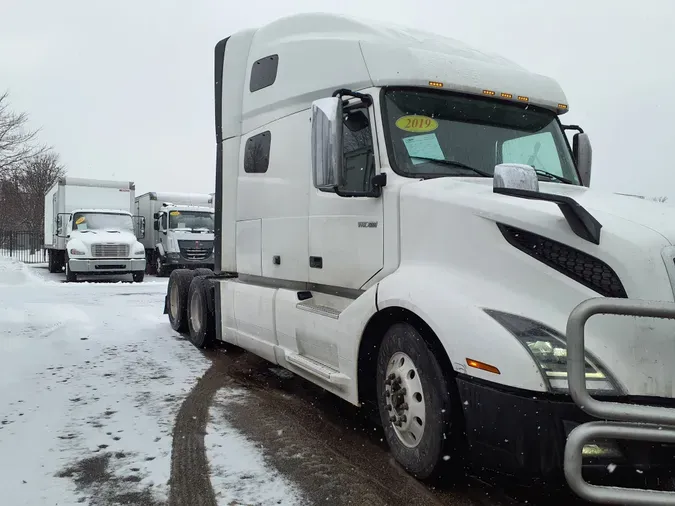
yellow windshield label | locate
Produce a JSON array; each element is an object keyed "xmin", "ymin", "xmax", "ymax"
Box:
[
  {"xmin": 395, "ymin": 115, "xmax": 438, "ymax": 133},
  {"xmin": 75, "ymin": 217, "xmax": 86, "ymax": 225},
  {"xmin": 169, "ymin": 211, "xmax": 180, "ymax": 216}
]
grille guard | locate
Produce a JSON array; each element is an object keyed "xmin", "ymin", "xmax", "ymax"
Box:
[{"xmin": 564, "ymin": 298, "xmax": 675, "ymax": 504}]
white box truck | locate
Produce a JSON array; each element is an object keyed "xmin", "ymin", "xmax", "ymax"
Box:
[
  {"xmin": 163, "ymin": 13, "xmax": 675, "ymax": 501},
  {"xmin": 134, "ymin": 192, "xmax": 215, "ymax": 276},
  {"xmin": 44, "ymin": 177, "xmax": 146, "ymax": 282}
]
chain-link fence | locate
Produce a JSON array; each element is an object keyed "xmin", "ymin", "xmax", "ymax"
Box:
[{"xmin": 0, "ymin": 230, "xmax": 47, "ymax": 264}]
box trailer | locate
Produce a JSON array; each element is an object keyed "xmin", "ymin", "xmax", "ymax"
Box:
[
  {"xmin": 44, "ymin": 177, "xmax": 146, "ymax": 282},
  {"xmin": 134, "ymin": 192, "xmax": 215, "ymax": 275}
]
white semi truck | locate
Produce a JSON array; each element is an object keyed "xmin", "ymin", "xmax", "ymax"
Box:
[
  {"xmin": 44, "ymin": 177, "xmax": 146, "ymax": 282},
  {"xmin": 134, "ymin": 192, "xmax": 215, "ymax": 276},
  {"xmin": 164, "ymin": 14, "xmax": 675, "ymax": 502}
]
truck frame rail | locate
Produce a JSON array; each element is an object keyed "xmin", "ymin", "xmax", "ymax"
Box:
[{"xmin": 564, "ymin": 298, "xmax": 675, "ymax": 505}]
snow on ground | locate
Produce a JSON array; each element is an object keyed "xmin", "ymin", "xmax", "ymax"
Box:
[
  {"xmin": 0, "ymin": 257, "xmax": 211, "ymax": 505},
  {"xmin": 206, "ymin": 387, "xmax": 306, "ymax": 506}
]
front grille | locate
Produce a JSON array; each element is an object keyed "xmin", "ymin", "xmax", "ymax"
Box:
[
  {"xmin": 91, "ymin": 243, "xmax": 129, "ymax": 258},
  {"xmin": 498, "ymin": 224, "xmax": 627, "ymax": 298},
  {"xmin": 178, "ymin": 240, "xmax": 213, "ymax": 261}
]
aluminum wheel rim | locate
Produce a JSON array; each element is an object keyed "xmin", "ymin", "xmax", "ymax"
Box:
[
  {"xmin": 189, "ymin": 291, "xmax": 202, "ymax": 334},
  {"xmin": 169, "ymin": 282, "xmax": 180, "ymax": 319},
  {"xmin": 384, "ymin": 351, "xmax": 426, "ymax": 448}
]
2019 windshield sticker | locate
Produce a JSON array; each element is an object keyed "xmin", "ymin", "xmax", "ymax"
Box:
[
  {"xmin": 75, "ymin": 216, "xmax": 86, "ymax": 225},
  {"xmin": 395, "ymin": 115, "xmax": 438, "ymax": 133}
]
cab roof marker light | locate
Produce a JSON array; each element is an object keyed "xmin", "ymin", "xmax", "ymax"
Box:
[
  {"xmin": 558, "ymin": 103, "xmax": 568, "ymax": 110},
  {"xmin": 517, "ymin": 95, "xmax": 529, "ymax": 102},
  {"xmin": 501, "ymin": 92, "xmax": 513, "ymax": 99},
  {"xmin": 466, "ymin": 358, "xmax": 501, "ymax": 375},
  {"xmin": 428, "ymin": 81, "xmax": 443, "ymax": 88},
  {"xmin": 482, "ymin": 89, "xmax": 496, "ymax": 96}
]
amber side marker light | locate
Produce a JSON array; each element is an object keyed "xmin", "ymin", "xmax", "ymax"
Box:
[
  {"xmin": 428, "ymin": 81, "xmax": 444, "ymax": 88},
  {"xmin": 466, "ymin": 358, "xmax": 501, "ymax": 375}
]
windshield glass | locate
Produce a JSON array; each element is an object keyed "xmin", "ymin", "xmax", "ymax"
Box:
[
  {"xmin": 168, "ymin": 211, "xmax": 214, "ymax": 231},
  {"xmin": 71, "ymin": 212, "xmax": 134, "ymax": 231},
  {"xmin": 382, "ymin": 88, "xmax": 579, "ymax": 183}
]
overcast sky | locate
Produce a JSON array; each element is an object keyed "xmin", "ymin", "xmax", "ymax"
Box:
[{"xmin": 2, "ymin": 0, "xmax": 674, "ymax": 197}]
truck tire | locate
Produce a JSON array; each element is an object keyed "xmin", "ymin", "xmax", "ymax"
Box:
[
  {"xmin": 167, "ymin": 269, "xmax": 194, "ymax": 332},
  {"xmin": 375, "ymin": 322, "xmax": 465, "ymax": 481},
  {"xmin": 187, "ymin": 276, "xmax": 215, "ymax": 348},
  {"xmin": 65, "ymin": 255, "xmax": 77, "ymax": 283},
  {"xmin": 156, "ymin": 253, "xmax": 168, "ymax": 277},
  {"xmin": 132, "ymin": 271, "xmax": 145, "ymax": 283}
]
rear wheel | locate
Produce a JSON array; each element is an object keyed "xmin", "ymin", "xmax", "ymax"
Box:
[
  {"xmin": 167, "ymin": 269, "xmax": 194, "ymax": 332},
  {"xmin": 187, "ymin": 276, "xmax": 215, "ymax": 348},
  {"xmin": 376, "ymin": 322, "xmax": 465, "ymax": 480}
]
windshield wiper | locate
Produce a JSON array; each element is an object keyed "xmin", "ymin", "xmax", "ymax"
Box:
[
  {"xmin": 533, "ymin": 169, "xmax": 574, "ymax": 185},
  {"xmin": 409, "ymin": 157, "xmax": 492, "ymax": 178}
]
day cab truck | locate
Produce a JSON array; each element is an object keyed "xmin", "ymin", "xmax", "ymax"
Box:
[
  {"xmin": 44, "ymin": 177, "xmax": 146, "ymax": 282},
  {"xmin": 164, "ymin": 13, "xmax": 675, "ymax": 503},
  {"xmin": 134, "ymin": 192, "xmax": 215, "ymax": 276}
]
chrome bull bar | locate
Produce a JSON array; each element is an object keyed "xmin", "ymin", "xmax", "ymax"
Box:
[{"xmin": 564, "ymin": 298, "xmax": 675, "ymax": 505}]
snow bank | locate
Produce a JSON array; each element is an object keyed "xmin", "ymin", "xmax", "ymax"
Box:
[
  {"xmin": 0, "ymin": 256, "xmax": 47, "ymax": 286},
  {"xmin": 206, "ymin": 388, "xmax": 305, "ymax": 506}
]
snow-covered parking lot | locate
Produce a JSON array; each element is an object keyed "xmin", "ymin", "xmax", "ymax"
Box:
[{"xmin": 0, "ymin": 258, "xmax": 303, "ymax": 506}]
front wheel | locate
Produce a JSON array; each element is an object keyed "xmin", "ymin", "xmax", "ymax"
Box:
[
  {"xmin": 156, "ymin": 253, "xmax": 168, "ymax": 277},
  {"xmin": 132, "ymin": 271, "xmax": 145, "ymax": 283},
  {"xmin": 65, "ymin": 256, "xmax": 77, "ymax": 283},
  {"xmin": 376, "ymin": 323, "xmax": 465, "ymax": 480}
]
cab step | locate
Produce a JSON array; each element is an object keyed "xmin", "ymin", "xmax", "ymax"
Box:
[
  {"xmin": 296, "ymin": 300, "xmax": 341, "ymax": 319},
  {"xmin": 285, "ymin": 352, "xmax": 349, "ymax": 385}
]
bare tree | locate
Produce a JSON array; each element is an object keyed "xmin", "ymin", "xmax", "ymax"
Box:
[
  {"xmin": 650, "ymin": 195, "xmax": 669, "ymax": 203},
  {"xmin": 0, "ymin": 91, "xmax": 48, "ymax": 177},
  {"xmin": 16, "ymin": 152, "xmax": 65, "ymax": 236}
]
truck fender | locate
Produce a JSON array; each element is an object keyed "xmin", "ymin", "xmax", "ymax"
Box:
[
  {"xmin": 156, "ymin": 243, "xmax": 165, "ymax": 258},
  {"xmin": 376, "ymin": 265, "xmax": 545, "ymax": 392}
]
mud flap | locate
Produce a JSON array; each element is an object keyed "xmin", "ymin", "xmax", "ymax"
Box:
[{"xmin": 163, "ymin": 294, "xmax": 169, "ymax": 315}]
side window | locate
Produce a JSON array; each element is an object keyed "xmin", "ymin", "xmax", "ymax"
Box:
[
  {"xmin": 250, "ymin": 55, "xmax": 279, "ymax": 92},
  {"xmin": 244, "ymin": 131, "xmax": 271, "ymax": 174},
  {"xmin": 341, "ymin": 108, "xmax": 375, "ymax": 193},
  {"xmin": 501, "ymin": 132, "xmax": 563, "ymax": 176},
  {"xmin": 160, "ymin": 213, "xmax": 167, "ymax": 230}
]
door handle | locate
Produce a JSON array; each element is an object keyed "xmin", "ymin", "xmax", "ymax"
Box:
[{"xmin": 309, "ymin": 256, "xmax": 323, "ymax": 269}]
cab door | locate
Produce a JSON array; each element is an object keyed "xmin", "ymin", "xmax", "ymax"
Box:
[{"xmin": 308, "ymin": 104, "xmax": 384, "ymax": 290}]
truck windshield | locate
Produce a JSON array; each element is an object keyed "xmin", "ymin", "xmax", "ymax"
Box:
[
  {"xmin": 168, "ymin": 211, "xmax": 214, "ymax": 232},
  {"xmin": 72, "ymin": 212, "xmax": 134, "ymax": 231},
  {"xmin": 382, "ymin": 88, "xmax": 579, "ymax": 184}
]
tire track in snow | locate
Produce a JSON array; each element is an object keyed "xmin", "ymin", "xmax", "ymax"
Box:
[{"xmin": 168, "ymin": 355, "xmax": 230, "ymax": 506}]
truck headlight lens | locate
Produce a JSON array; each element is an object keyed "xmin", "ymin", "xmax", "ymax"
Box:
[
  {"xmin": 134, "ymin": 246, "xmax": 145, "ymax": 256},
  {"xmin": 484, "ymin": 309, "xmax": 622, "ymax": 395},
  {"xmin": 69, "ymin": 248, "xmax": 85, "ymax": 256}
]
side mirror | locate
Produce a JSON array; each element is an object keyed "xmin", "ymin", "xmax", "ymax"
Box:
[
  {"xmin": 153, "ymin": 220, "xmax": 159, "ymax": 231},
  {"xmin": 493, "ymin": 163, "xmax": 540, "ymax": 192},
  {"xmin": 311, "ymin": 96, "xmax": 343, "ymax": 190},
  {"xmin": 153, "ymin": 212, "xmax": 159, "ymax": 220},
  {"xmin": 573, "ymin": 133, "xmax": 592, "ymax": 187}
]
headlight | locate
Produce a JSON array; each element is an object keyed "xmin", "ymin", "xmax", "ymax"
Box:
[
  {"xmin": 133, "ymin": 246, "xmax": 145, "ymax": 256},
  {"xmin": 484, "ymin": 309, "xmax": 622, "ymax": 395},
  {"xmin": 69, "ymin": 248, "xmax": 85, "ymax": 256}
]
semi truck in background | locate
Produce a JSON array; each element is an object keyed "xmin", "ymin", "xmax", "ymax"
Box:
[
  {"xmin": 163, "ymin": 13, "xmax": 675, "ymax": 503},
  {"xmin": 134, "ymin": 192, "xmax": 215, "ymax": 276},
  {"xmin": 44, "ymin": 177, "xmax": 146, "ymax": 282}
]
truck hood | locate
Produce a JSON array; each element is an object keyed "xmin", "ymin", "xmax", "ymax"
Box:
[
  {"xmin": 400, "ymin": 177, "xmax": 675, "ymax": 397},
  {"xmin": 70, "ymin": 229, "xmax": 138, "ymax": 246},
  {"xmin": 410, "ymin": 177, "xmax": 675, "ymax": 246}
]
